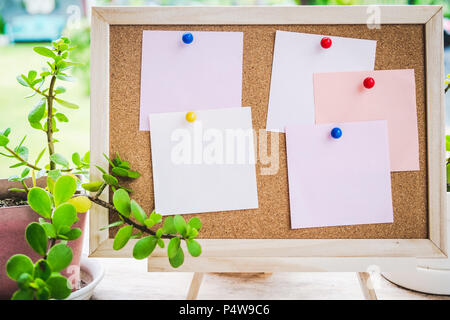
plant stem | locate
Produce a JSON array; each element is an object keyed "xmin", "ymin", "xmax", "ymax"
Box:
[
  {"xmin": 446, "ymin": 84, "xmax": 449, "ymax": 94},
  {"xmin": 4, "ymin": 146, "xmax": 41, "ymax": 170},
  {"xmin": 46, "ymin": 74, "xmax": 57, "ymax": 170},
  {"xmin": 87, "ymin": 195, "xmax": 181, "ymax": 240}
]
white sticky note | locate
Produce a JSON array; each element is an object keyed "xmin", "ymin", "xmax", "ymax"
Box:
[
  {"xmin": 149, "ymin": 107, "xmax": 259, "ymax": 215},
  {"xmin": 266, "ymin": 31, "xmax": 377, "ymax": 132},
  {"xmin": 140, "ymin": 30, "xmax": 243, "ymax": 131}
]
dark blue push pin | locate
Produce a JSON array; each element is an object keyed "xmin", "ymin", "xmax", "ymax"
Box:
[
  {"xmin": 182, "ymin": 32, "xmax": 194, "ymax": 44},
  {"xmin": 331, "ymin": 127, "xmax": 342, "ymax": 139}
]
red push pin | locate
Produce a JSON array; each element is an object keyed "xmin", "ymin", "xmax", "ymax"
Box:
[
  {"xmin": 363, "ymin": 77, "xmax": 375, "ymax": 89},
  {"xmin": 320, "ymin": 37, "xmax": 332, "ymax": 49}
]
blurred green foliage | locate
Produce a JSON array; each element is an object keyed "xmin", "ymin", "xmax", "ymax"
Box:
[
  {"xmin": 293, "ymin": 0, "xmax": 449, "ymax": 17},
  {"xmin": 63, "ymin": 22, "xmax": 90, "ymax": 96}
]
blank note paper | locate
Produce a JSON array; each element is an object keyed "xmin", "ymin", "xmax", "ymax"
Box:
[
  {"xmin": 314, "ymin": 69, "xmax": 419, "ymax": 172},
  {"xmin": 286, "ymin": 121, "xmax": 393, "ymax": 229},
  {"xmin": 149, "ymin": 107, "xmax": 258, "ymax": 215},
  {"xmin": 266, "ymin": 31, "xmax": 377, "ymax": 132},
  {"xmin": 140, "ymin": 31, "xmax": 243, "ymax": 131}
]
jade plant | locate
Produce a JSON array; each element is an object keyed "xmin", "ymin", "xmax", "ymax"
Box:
[{"xmin": 1, "ymin": 37, "xmax": 202, "ymax": 300}]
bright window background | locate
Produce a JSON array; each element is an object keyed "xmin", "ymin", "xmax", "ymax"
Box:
[{"xmin": 0, "ymin": 0, "xmax": 448, "ymax": 178}]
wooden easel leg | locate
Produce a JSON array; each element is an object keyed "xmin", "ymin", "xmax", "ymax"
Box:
[
  {"xmin": 187, "ymin": 272, "xmax": 204, "ymax": 300},
  {"xmin": 357, "ymin": 272, "xmax": 378, "ymax": 300}
]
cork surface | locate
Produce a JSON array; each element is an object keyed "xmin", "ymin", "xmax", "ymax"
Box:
[{"xmin": 109, "ymin": 24, "xmax": 427, "ymax": 239}]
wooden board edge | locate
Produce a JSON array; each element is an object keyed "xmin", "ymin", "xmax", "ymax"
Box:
[
  {"xmin": 94, "ymin": 5, "xmax": 439, "ymax": 25},
  {"xmin": 425, "ymin": 8, "xmax": 447, "ymax": 256},
  {"xmin": 89, "ymin": 9, "xmax": 111, "ymax": 255},
  {"xmin": 89, "ymin": 238, "xmax": 446, "ymax": 259}
]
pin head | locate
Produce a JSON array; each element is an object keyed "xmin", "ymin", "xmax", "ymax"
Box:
[
  {"xmin": 320, "ymin": 37, "xmax": 332, "ymax": 49},
  {"xmin": 186, "ymin": 111, "xmax": 196, "ymax": 123},
  {"xmin": 363, "ymin": 77, "xmax": 375, "ymax": 89},
  {"xmin": 182, "ymin": 32, "xmax": 194, "ymax": 44},
  {"xmin": 331, "ymin": 127, "xmax": 342, "ymax": 139}
]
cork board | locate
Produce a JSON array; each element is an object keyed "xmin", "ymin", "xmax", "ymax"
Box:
[{"xmin": 109, "ymin": 24, "xmax": 428, "ymax": 239}]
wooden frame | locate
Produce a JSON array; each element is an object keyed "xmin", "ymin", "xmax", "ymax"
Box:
[{"xmin": 89, "ymin": 5, "xmax": 447, "ymax": 272}]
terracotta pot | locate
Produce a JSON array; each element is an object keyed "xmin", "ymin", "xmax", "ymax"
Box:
[{"xmin": 0, "ymin": 178, "xmax": 87, "ymax": 299}]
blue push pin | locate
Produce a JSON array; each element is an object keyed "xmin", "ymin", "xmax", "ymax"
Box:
[
  {"xmin": 331, "ymin": 127, "xmax": 342, "ymax": 139},
  {"xmin": 182, "ymin": 32, "xmax": 194, "ymax": 44}
]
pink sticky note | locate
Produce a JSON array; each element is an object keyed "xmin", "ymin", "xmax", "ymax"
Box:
[
  {"xmin": 286, "ymin": 121, "xmax": 393, "ymax": 229},
  {"xmin": 140, "ymin": 31, "xmax": 243, "ymax": 131},
  {"xmin": 314, "ymin": 69, "xmax": 419, "ymax": 172}
]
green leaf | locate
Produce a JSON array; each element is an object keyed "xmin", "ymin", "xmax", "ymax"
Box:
[
  {"xmin": 81, "ymin": 180, "xmax": 103, "ymax": 192},
  {"xmin": 112, "ymin": 166, "xmax": 129, "ymax": 177},
  {"xmin": 113, "ymin": 188, "xmax": 131, "ymax": 218},
  {"xmin": 35, "ymin": 287, "xmax": 51, "ymax": 300},
  {"xmin": 21, "ymin": 167, "xmax": 30, "ymax": 178},
  {"xmin": 186, "ymin": 239, "xmax": 202, "ymax": 257},
  {"xmin": 52, "ymin": 203, "xmax": 77, "ymax": 233},
  {"xmin": 27, "ymin": 187, "xmax": 52, "ymax": 219},
  {"xmin": 55, "ymin": 74, "xmax": 76, "ymax": 82},
  {"xmin": 34, "ymin": 46, "xmax": 57, "ymax": 59},
  {"xmin": 17, "ymin": 272, "xmax": 33, "ymax": 289},
  {"xmin": 46, "ymin": 275, "xmax": 72, "ymax": 300},
  {"xmin": 72, "ymin": 152, "xmax": 81, "ymax": 166},
  {"xmin": 54, "ymin": 113, "xmax": 69, "ymax": 122},
  {"xmin": 11, "ymin": 288, "xmax": 34, "ymax": 300},
  {"xmin": 127, "ymin": 170, "xmax": 141, "ymax": 179},
  {"xmin": 83, "ymin": 151, "xmax": 90, "ymax": 164},
  {"xmin": 25, "ymin": 222, "xmax": 48, "ymax": 256},
  {"xmin": 16, "ymin": 146, "xmax": 29, "ymax": 161},
  {"xmin": 6, "ymin": 254, "xmax": 34, "ymax": 281},
  {"xmin": 100, "ymin": 220, "xmax": 124, "ymax": 231},
  {"xmin": 28, "ymin": 99, "xmax": 46, "ymax": 123},
  {"xmin": 162, "ymin": 216, "xmax": 177, "ymax": 234},
  {"xmin": 133, "ymin": 236, "xmax": 157, "ymax": 260},
  {"xmin": 29, "ymin": 121, "xmax": 43, "ymax": 130},
  {"xmin": 157, "ymin": 238, "xmax": 165, "ymax": 248},
  {"xmin": 47, "ymin": 243, "xmax": 73, "ymax": 272},
  {"xmin": 174, "ymin": 215, "xmax": 187, "ymax": 236},
  {"xmin": 169, "ymin": 247, "xmax": 185, "ymax": 268},
  {"xmin": 34, "ymin": 259, "xmax": 52, "ymax": 281},
  {"xmin": 55, "ymin": 98, "xmax": 79, "ymax": 109},
  {"xmin": 35, "ymin": 148, "xmax": 46, "ymax": 166},
  {"xmin": 95, "ymin": 165, "xmax": 107, "ymax": 174},
  {"xmin": 144, "ymin": 212, "xmax": 162, "ymax": 228},
  {"xmin": 102, "ymin": 174, "xmax": 118, "ymax": 186},
  {"xmin": 63, "ymin": 228, "xmax": 82, "ymax": 241},
  {"xmin": 130, "ymin": 200, "xmax": 147, "ymax": 225},
  {"xmin": 113, "ymin": 225, "xmax": 133, "ymax": 250},
  {"xmin": 167, "ymin": 237, "xmax": 181, "ymax": 259},
  {"xmin": 1, "ymin": 128, "xmax": 11, "ymax": 137},
  {"xmin": 16, "ymin": 74, "xmax": 29, "ymax": 87},
  {"xmin": 27, "ymin": 70, "xmax": 37, "ymax": 81},
  {"xmin": 41, "ymin": 222, "xmax": 56, "ymax": 238},
  {"xmin": 53, "ymin": 175, "xmax": 77, "ymax": 206},
  {"xmin": 50, "ymin": 153, "xmax": 69, "ymax": 168},
  {"xmin": 0, "ymin": 134, "xmax": 9, "ymax": 147},
  {"xmin": 447, "ymin": 163, "xmax": 450, "ymax": 185},
  {"xmin": 188, "ymin": 217, "xmax": 202, "ymax": 231},
  {"xmin": 54, "ymin": 86, "xmax": 66, "ymax": 94}
]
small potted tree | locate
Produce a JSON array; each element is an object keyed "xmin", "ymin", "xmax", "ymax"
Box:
[{"xmin": 2, "ymin": 38, "xmax": 203, "ymax": 300}]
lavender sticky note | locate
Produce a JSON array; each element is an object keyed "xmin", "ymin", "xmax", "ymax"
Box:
[
  {"xmin": 140, "ymin": 30, "xmax": 243, "ymax": 131},
  {"xmin": 285, "ymin": 121, "xmax": 393, "ymax": 229}
]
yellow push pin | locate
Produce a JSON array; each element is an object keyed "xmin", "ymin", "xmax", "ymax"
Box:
[{"xmin": 186, "ymin": 111, "xmax": 196, "ymax": 123}]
